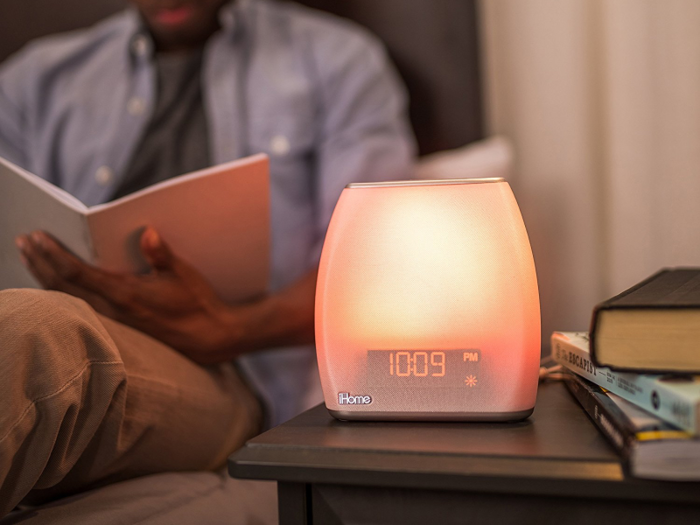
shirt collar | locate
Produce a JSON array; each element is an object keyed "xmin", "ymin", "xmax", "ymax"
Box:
[
  {"xmin": 124, "ymin": 7, "xmax": 154, "ymax": 62},
  {"xmin": 220, "ymin": 0, "xmax": 257, "ymax": 39},
  {"xmin": 218, "ymin": 0, "xmax": 239, "ymax": 32}
]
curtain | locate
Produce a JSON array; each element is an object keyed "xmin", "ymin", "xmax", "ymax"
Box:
[{"xmin": 479, "ymin": 0, "xmax": 700, "ymax": 349}]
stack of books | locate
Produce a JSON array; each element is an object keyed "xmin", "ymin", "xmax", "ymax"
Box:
[{"xmin": 551, "ymin": 268, "xmax": 700, "ymax": 481}]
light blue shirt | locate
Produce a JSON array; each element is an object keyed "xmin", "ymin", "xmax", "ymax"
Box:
[{"xmin": 0, "ymin": 0, "xmax": 415, "ymax": 426}]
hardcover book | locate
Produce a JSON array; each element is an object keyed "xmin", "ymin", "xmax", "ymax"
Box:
[
  {"xmin": 590, "ymin": 268, "xmax": 700, "ymax": 373},
  {"xmin": 563, "ymin": 371, "xmax": 700, "ymax": 481},
  {"xmin": 0, "ymin": 154, "xmax": 270, "ymax": 303},
  {"xmin": 551, "ymin": 331, "xmax": 700, "ymax": 435}
]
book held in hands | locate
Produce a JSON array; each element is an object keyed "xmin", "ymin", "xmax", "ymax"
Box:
[{"xmin": 0, "ymin": 154, "xmax": 270, "ymax": 303}]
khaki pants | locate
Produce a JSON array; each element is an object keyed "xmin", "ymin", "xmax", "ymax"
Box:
[{"xmin": 0, "ymin": 289, "xmax": 262, "ymax": 516}]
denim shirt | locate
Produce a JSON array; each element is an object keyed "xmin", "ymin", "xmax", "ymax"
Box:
[{"xmin": 0, "ymin": 0, "xmax": 415, "ymax": 426}]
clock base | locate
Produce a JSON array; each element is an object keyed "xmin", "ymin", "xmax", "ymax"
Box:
[{"xmin": 328, "ymin": 407, "xmax": 534, "ymax": 422}]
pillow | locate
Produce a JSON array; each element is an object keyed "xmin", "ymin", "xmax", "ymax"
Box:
[{"xmin": 415, "ymin": 136, "xmax": 513, "ymax": 181}]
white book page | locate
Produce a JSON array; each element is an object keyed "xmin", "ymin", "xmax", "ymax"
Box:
[
  {"xmin": 0, "ymin": 156, "xmax": 88, "ymax": 211},
  {"xmin": 86, "ymin": 154, "xmax": 270, "ymax": 303},
  {"xmin": 0, "ymin": 158, "xmax": 92, "ymax": 290}
]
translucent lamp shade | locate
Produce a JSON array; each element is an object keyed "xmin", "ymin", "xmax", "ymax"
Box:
[{"xmin": 315, "ymin": 178, "xmax": 541, "ymax": 421}]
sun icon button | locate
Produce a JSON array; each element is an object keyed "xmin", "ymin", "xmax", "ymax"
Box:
[{"xmin": 464, "ymin": 375, "xmax": 478, "ymax": 388}]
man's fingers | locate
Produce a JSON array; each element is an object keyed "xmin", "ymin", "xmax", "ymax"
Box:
[
  {"xmin": 29, "ymin": 231, "xmax": 84, "ymax": 283},
  {"xmin": 140, "ymin": 227, "xmax": 174, "ymax": 271},
  {"xmin": 17, "ymin": 234, "xmax": 120, "ymax": 317},
  {"xmin": 28, "ymin": 231, "xmax": 96, "ymax": 285},
  {"xmin": 25, "ymin": 231, "xmax": 133, "ymax": 306},
  {"xmin": 19, "ymin": 234, "xmax": 65, "ymax": 290},
  {"xmin": 139, "ymin": 227, "xmax": 215, "ymax": 293}
]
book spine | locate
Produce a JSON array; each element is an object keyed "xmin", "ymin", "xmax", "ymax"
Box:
[
  {"xmin": 562, "ymin": 375, "xmax": 634, "ymax": 459},
  {"xmin": 588, "ymin": 304, "xmax": 605, "ymax": 367},
  {"xmin": 551, "ymin": 333, "xmax": 700, "ymax": 435},
  {"xmin": 82, "ymin": 214, "xmax": 98, "ymax": 265}
]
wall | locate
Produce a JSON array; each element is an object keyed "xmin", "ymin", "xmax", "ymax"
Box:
[
  {"xmin": 0, "ymin": 0, "xmax": 126, "ymax": 62},
  {"xmin": 479, "ymin": 0, "xmax": 700, "ymax": 348}
]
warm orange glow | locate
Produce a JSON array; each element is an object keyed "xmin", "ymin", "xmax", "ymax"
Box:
[{"xmin": 316, "ymin": 179, "xmax": 540, "ymax": 418}]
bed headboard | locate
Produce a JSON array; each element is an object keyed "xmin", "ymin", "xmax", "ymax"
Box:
[{"xmin": 296, "ymin": 0, "xmax": 484, "ymax": 155}]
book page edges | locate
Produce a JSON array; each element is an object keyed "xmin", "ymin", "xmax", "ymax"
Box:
[{"xmin": 595, "ymin": 309, "xmax": 700, "ymax": 372}]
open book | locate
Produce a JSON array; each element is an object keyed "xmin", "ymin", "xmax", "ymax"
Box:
[{"xmin": 0, "ymin": 154, "xmax": 270, "ymax": 303}]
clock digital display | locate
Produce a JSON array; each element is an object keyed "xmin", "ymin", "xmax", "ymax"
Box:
[{"xmin": 366, "ymin": 349, "xmax": 481, "ymax": 388}]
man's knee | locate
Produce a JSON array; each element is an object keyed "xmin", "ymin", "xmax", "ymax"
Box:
[
  {"xmin": 0, "ymin": 288, "xmax": 109, "ymax": 341},
  {"xmin": 0, "ymin": 288, "xmax": 123, "ymax": 399},
  {"xmin": 0, "ymin": 290, "xmax": 128, "ymax": 511},
  {"xmin": 1, "ymin": 288, "xmax": 91, "ymax": 326}
]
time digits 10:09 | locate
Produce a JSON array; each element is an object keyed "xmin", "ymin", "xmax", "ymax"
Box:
[{"xmin": 389, "ymin": 351, "xmax": 445, "ymax": 377}]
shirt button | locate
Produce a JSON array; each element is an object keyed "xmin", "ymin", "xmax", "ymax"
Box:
[
  {"xmin": 270, "ymin": 135, "xmax": 290, "ymax": 156},
  {"xmin": 127, "ymin": 97, "xmax": 146, "ymax": 116},
  {"xmin": 132, "ymin": 36, "xmax": 149, "ymax": 56},
  {"xmin": 95, "ymin": 166, "xmax": 113, "ymax": 186}
]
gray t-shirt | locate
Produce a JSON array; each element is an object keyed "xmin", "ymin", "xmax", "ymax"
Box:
[{"xmin": 111, "ymin": 49, "xmax": 209, "ymax": 199}]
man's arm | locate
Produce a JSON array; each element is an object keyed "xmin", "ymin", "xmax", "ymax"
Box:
[
  {"xmin": 303, "ymin": 18, "xmax": 416, "ymax": 263},
  {"xmin": 0, "ymin": 51, "xmax": 31, "ymax": 169},
  {"xmin": 16, "ymin": 227, "xmax": 315, "ymax": 365},
  {"xmin": 14, "ymin": 18, "xmax": 416, "ymax": 367}
]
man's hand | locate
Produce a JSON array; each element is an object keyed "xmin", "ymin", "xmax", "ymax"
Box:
[
  {"xmin": 15, "ymin": 227, "xmax": 318, "ymax": 364},
  {"xmin": 15, "ymin": 227, "xmax": 245, "ymax": 364}
]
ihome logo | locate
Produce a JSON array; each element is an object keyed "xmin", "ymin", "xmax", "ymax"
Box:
[{"xmin": 338, "ymin": 392, "xmax": 372, "ymax": 405}]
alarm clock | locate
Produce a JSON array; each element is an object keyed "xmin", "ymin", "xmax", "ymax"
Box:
[{"xmin": 315, "ymin": 178, "xmax": 540, "ymax": 421}]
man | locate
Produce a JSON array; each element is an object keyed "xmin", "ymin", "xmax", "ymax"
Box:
[{"xmin": 0, "ymin": 0, "xmax": 414, "ymax": 515}]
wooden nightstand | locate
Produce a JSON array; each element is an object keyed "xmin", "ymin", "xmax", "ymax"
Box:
[{"xmin": 229, "ymin": 381, "xmax": 700, "ymax": 524}]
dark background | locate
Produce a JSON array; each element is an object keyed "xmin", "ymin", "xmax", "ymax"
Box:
[{"xmin": 0, "ymin": 0, "xmax": 484, "ymax": 155}]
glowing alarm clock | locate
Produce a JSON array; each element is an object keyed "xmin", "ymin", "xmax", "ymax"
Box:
[{"xmin": 315, "ymin": 178, "xmax": 540, "ymax": 421}]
